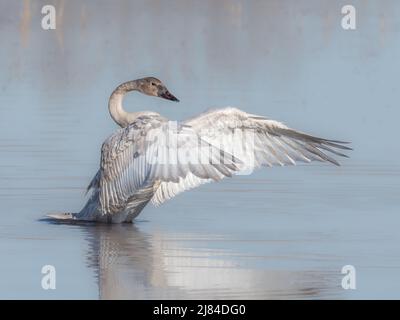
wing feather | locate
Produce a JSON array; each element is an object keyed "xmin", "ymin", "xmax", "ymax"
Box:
[
  {"xmin": 152, "ymin": 107, "xmax": 351, "ymax": 205},
  {"xmin": 98, "ymin": 114, "xmax": 240, "ymax": 214}
]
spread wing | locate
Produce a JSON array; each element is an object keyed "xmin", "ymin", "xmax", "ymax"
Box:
[
  {"xmin": 97, "ymin": 115, "xmax": 240, "ymax": 215},
  {"xmin": 152, "ymin": 107, "xmax": 351, "ymax": 205}
]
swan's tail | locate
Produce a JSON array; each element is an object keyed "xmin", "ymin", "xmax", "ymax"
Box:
[
  {"xmin": 46, "ymin": 190, "xmax": 100, "ymax": 222},
  {"xmin": 46, "ymin": 212, "xmax": 78, "ymax": 221}
]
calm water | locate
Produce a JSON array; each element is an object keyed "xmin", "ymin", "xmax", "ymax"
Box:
[{"xmin": 0, "ymin": 0, "xmax": 399, "ymax": 299}]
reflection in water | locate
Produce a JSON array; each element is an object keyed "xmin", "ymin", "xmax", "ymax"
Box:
[
  {"xmin": 85, "ymin": 224, "xmax": 162, "ymax": 299},
  {"xmin": 81, "ymin": 223, "xmax": 341, "ymax": 299}
]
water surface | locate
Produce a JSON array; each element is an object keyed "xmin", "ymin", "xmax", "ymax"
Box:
[{"xmin": 0, "ymin": 0, "xmax": 399, "ymax": 299}]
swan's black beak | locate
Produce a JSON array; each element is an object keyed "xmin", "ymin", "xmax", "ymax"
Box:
[{"xmin": 159, "ymin": 88, "xmax": 179, "ymax": 102}]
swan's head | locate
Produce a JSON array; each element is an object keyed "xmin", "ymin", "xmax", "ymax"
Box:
[{"xmin": 138, "ymin": 77, "xmax": 179, "ymax": 102}]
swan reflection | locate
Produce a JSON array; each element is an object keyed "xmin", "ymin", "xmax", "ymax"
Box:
[{"xmin": 80, "ymin": 223, "xmax": 342, "ymax": 299}]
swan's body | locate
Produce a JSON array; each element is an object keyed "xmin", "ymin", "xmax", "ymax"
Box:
[{"xmin": 49, "ymin": 77, "xmax": 351, "ymax": 223}]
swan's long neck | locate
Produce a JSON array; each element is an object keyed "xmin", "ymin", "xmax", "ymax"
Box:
[{"xmin": 108, "ymin": 80, "xmax": 141, "ymax": 127}]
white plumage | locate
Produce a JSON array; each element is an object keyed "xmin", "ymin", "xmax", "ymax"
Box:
[{"xmin": 48, "ymin": 78, "xmax": 351, "ymax": 223}]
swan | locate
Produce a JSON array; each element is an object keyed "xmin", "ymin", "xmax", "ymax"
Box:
[{"xmin": 48, "ymin": 77, "xmax": 351, "ymax": 223}]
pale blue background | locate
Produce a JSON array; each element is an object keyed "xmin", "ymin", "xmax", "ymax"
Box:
[{"xmin": 0, "ymin": 0, "xmax": 399, "ymax": 299}]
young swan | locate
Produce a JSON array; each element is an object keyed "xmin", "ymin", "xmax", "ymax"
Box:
[{"xmin": 48, "ymin": 77, "xmax": 351, "ymax": 223}]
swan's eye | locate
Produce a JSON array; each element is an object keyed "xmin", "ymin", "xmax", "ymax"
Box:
[{"xmin": 151, "ymin": 82, "xmax": 156, "ymax": 86}]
